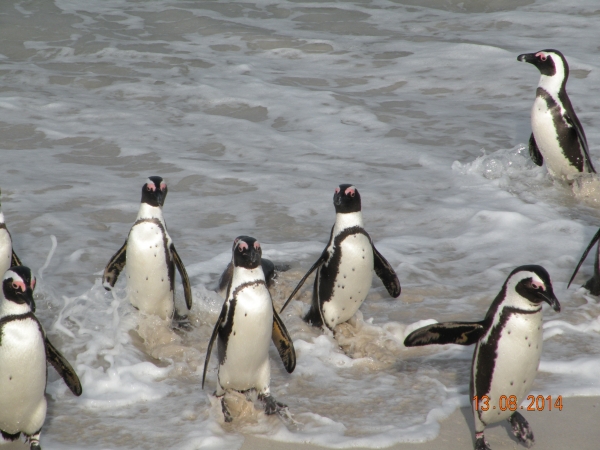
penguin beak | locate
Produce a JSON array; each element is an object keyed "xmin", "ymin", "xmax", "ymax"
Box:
[
  {"xmin": 517, "ymin": 53, "xmax": 536, "ymax": 65},
  {"xmin": 249, "ymin": 247, "xmax": 260, "ymax": 265},
  {"xmin": 541, "ymin": 291, "xmax": 561, "ymax": 313},
  {"xmin": 333, "ymin": 192, "xmax": 342, "ymax": 206},
  {"xmin": 155, "ymin": 190, "xmax": 165, "ymax": 207},
  {"xmin": 23, "ymin": 288, "xmax": 36, "ymax": 313}
]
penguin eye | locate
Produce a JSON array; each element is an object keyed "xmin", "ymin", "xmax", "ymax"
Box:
[
  {"xmin": 335, "ymin": 187, "xmax": 340, "ymax": 194},
  {"xmin": 539, "ymin": 54, "xmax": 547, "ymax": 62},
  {"xmin": 12, "ymin": 282, "xmax": 18, "ymax": 290},
  {"xmin": 349, "ymin": 191, "xmax": 355, "ymax": 197}
]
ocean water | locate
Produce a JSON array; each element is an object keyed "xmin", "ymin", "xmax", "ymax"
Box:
[{"xmin": 1, "ymin": 0, "xmax": 600, "ymax": 448}]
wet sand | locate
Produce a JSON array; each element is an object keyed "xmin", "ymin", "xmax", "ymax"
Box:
[{"xmin": 241, "ymin": 396, "xmax": 600, "ymax": 449}]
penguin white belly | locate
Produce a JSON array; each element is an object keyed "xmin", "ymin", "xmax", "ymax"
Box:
[
  {"xmin": 478, "ymin": 313, "xmax": 543, "ymax": 425},
  {"xmin": 126, "ymin": 222, "xmax": 173, "ymax": 320},
  {"xmin": 0, "ymin": 229, "xmax": 12, "ymax": 277},
  {"xmin": 531, "ymin": 98, "xmax": 577, "ymax": 178},
  {"xmin": 219, "ymin": 285, "xmax": 272, "ymax": 394},
  {"xmin": 0, "ymin": 320, "xmax": 47, "ymax": 435},
  {"xmin": 322, "ymin": 234, "xmax": 374, "ymax": 328}
]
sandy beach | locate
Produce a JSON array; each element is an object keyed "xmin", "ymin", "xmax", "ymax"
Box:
[{"xmin": 241, "ymin": 396, "xmax": 600, "ymax": 450}]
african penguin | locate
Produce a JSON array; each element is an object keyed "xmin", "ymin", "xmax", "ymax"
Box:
[
  {"xmin": 216, "ymin": 236, "xmax": 280, "ymax": 298},
  {"xmin": 567, "ymin": 227, "xmax": 600, "ymax": 295},
  {"xmin": 202, "ymin": 236, "xmax": 295, "ymax": 422},
  {"xmin": 0, "ymin": 266, "xmax": 82, "ymax": 450},
  {"xmin": 518, "ymin": 49, "xmax": 595, "ymax": 179},
  {"xmin": 404, "ymin": 265, "xmax": 560, "ymax": 450},
  {"xmin": 103, "ymin": 176, "xmax": 192, "ymax": 322},
  {"xmin": 279, "ymin": 184, "xmax": 401, "ymax": 330},
  {"xmin": 0, "ymin": 189, "xmax": 22, "ymax": 277}
]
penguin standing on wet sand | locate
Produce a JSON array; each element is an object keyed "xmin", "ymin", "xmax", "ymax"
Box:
[
  {"xmin": 279, "ymin": 184, "xmax": 401, "ymax": 330},
  {"xmin": 0, "ymin": 189, "xmax": 22, "ymax": 276},
  {"xmin": 202, "ymin": 236, "xmax": 295, "ymax": 422},
  {"xmin": 103, "ymin": 176, "xmax": 192, "ymax": 322},
  {"xmin": 404, "ymin": 265, "xmax": 561, "ymax": 450},
  {"xmin": 0, "ymin": 266, "xmax": 82, "ymax": 450},
  {"xmin": 518, "ymin": 49, "xmax": 595, "ymax": 179}
]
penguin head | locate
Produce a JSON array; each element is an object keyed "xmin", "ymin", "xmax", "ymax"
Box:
[
  {"xmin": 505, "ymin": 265, "xmax": 560, "ymax": 312},
  {"xmin": 333, "ymin": 184, "xmax": 361, "ymax": 214},
  {"xmin": 233, "ymin": 236, "xmax": 262, "ymax": 270},
  {"xmin": 141, "ymin": 176, "xmax": 167, "ymax": 207},
  {"xmin": 517, "ymin": 49, "xmax": 568, "ymax": 89},
  {"xmin": 2, "ymin": 266, "xmax": 36, "ymax": 313}
]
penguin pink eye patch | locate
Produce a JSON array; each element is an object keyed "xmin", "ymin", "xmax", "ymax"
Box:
[
  {"xmin": 11, "ymin": 280, "xmax": 26, "ymax": 292},
  {"xmin": 238, "ymin": 241, "xmax": 249, "ymax": 251},
  {"xmin": 345, "ymin": 187, "xmax": 355, "ymax": 197},
  {"xmin": 334, "ymin": 187, "xmax": 340, "ymax": 194},
  {"xmin": 530, "ymin": 280, "xmax": 545, "ymax": 290},
  {"xmin": 535, "ymin": 52, "xmax": 547, "ymax": 61},
  {"xmin": 253, "ymin": 241, "xmax": 260, "ymax": 250},
  {"xmin": 147, "ymin": 183, "xmax": 156, "ymax": 191}
]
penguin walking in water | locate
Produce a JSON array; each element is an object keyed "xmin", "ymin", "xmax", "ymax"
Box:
[
  {"xmin": 404, "ymin": 265, "xmax": 561, "ymax": 450},
  {"xmin": 103, "ymin": 176, "xmax": 192, "ymax": 323},
  {"xmin": 202, "ymin": 236, "xmax": 295, "ymax": 422},
  {"xmin": 518, "ymin": 49, "xmax": 595, "ymax": 179},
  {"xmin": 0, "ymin": 189, "xmax": 23, "ymax": 276},
  {"xmin": 0, "ymin": 266, "xmax": 82, "ymax": 450},
  {"xmin": 279, "ymin": 184, "xmax": 401, "ymax": 330},
  {"xmin": 567, "ymin": 228, "xmax": 600, "ymax": 295},
  {"xmin": 216, "ymin": 236, "xmax": 282, "ymax": 298}
]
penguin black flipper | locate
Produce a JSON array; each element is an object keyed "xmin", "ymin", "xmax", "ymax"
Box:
[
  {"xmin": 103, "ymin": 240, "xmax": 128, "ymax": 290},
  {"xmin": 271, "ymin": 306, "xmax": 296, "ymax": 373},
  {"xmin": 45, "ymin": 337, "xmax": 82, "ymax": 396},
  {"xmin": 568, "ymin": 228, "xmax": 600, "ymax": 295},
  {"xmin": 202, "ymin": 302, "xmax": 227, "ymax": 389},
  {"xmin": 372, "ymin": 244, "xmax": 401, "ymax": 298},
  {"xmin": 404, "ymin": 322, "xmax": 486, "ymax": 347},
  {"xmin": 279, "ymin": 250, "xmax": 328, "ymax": 313},
  {"xmin": 563, "ymin": 113, "xmax": 596, "ymax": 173},
  {"xmin": 10, "ymin": 249, "xmax": 22, "ymax": 267},
  {"xmin": 170, "ymin": 243, "xmax": 192, "ymax": 310},
  {"xmin": 528, "ymin": 133, "xmax": 544, "ymax": 166}
]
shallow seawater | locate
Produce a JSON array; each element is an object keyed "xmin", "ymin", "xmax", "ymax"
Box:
[{"xmin": 1, "ymin": 0, "xmax": 600, "ymax": 448}]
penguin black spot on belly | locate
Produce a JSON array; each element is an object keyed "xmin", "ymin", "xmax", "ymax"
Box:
[
  {"xmin": 510, "ymin": 381, "xmax": 514, "ymax": 386},
  {"xmin": 245, "ymin": 313, "xmax": 247, "ymax": 317},
  {"xmin": 146, "ymin": 277, "xmax": 148, "ymax": 280}
]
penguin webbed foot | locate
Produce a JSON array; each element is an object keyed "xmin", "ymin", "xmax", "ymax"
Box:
[
  {"xmin": 474, "ymin": 435, "xmax": 491, "ymax": 450},
  {"xmin": 508, "ymin": 412, "xmax": 534, "ymax": 448},
  {"xmin": 219, "ymin": 396, "xmax": 233, "ymax": 423},
  {"xmin": 259, "ymin": 393, "xmax": 288, "ymax": 416},
  {"xmin": 173, "ymin": 310, "xmax": 192, "ymax": 331}
]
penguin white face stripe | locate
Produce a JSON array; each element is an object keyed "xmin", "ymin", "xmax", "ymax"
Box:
[
  {"xmin": 146, "ymin": 179, "xmax": 156, "ymax": 191},
  {"xmin": 344, "ymin": 186, "xmax": 356, "ymax": 197}
]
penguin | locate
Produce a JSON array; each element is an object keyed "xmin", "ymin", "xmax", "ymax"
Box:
[
  {"xmin": 567, "ymin": 228, "xmax": 600, "ymax": 295},
  {"xmin": 0, "ymin": 189, "xmax": 23, "ymax": 277},
  {"xmin": 202, "ymin": 236, "xmax": 295, "ymax": 422},
  {"xmin": 517, "ymin": 49, "xmax": 595, "ymax": 179},
  {"xmin": 103, "ymin": 176, "xmax": 192, "ymax": 322},
  {"xmin": 216, "ymin": 236, "xmax": 285, "ymax": 298},
  {"xmin": 404, "ymin": 265, "xmax": 561, "ymax": 450},
  {"xmin": 279, "ymin": 184, "xmax": 401, "ymax": 330},
  {"xmin": 0, "ymin": 266, "xmax": 82, "ymax": 450}
]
